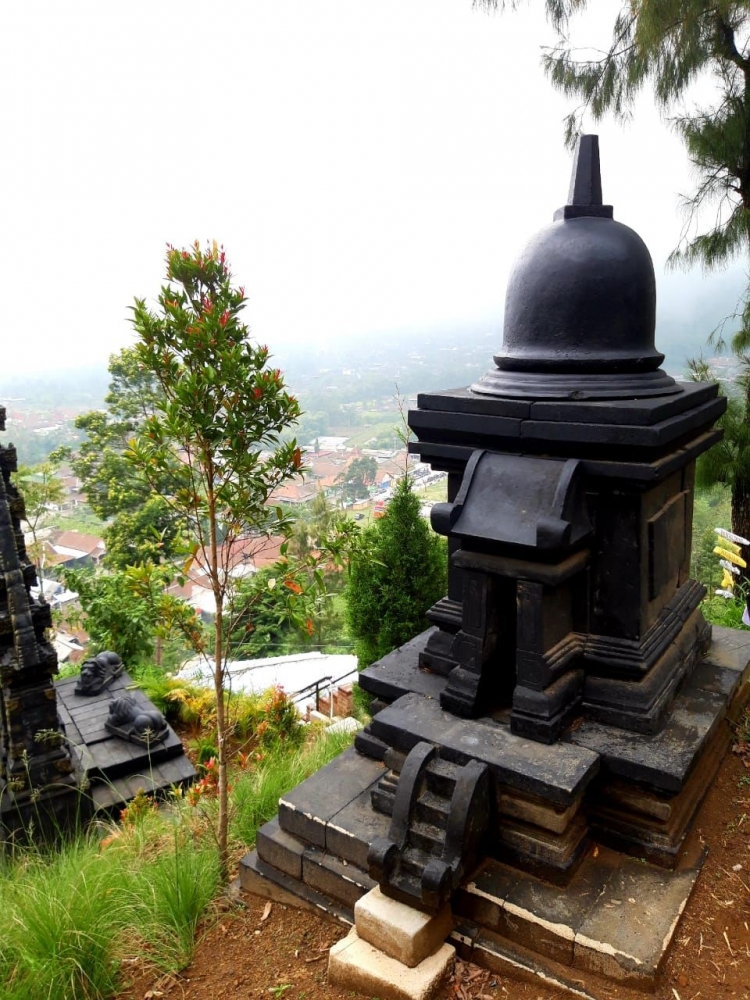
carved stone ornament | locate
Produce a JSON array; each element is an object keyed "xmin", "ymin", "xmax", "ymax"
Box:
[
  {"xmin": 75, "ymin": 650, "xmax": 124, "ymax": 696},
  {"xmin": 105, "ymin": 695, "xmax": 168, "ymax": 746}
]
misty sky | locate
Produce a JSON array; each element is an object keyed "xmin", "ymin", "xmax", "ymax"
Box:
[{"xmin": 1, "ymin": 1, "xmax": 743, "ymax": 375}]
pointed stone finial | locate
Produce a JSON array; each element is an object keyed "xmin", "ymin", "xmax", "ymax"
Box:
[
  {"xmin": 569, "ymin": 134, "xmax": 602, "ymax": 205},
  {"xmin": 553, "ymin": 135, "xmax": 613, "ymax": 221}
]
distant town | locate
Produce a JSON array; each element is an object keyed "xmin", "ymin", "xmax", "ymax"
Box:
[{"xmin": 1, "ymin": 320, "xmax": 744, "ymax": 670}]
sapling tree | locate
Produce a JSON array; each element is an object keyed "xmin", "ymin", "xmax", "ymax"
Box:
[{"xmin": 127, "ymin": 241, "xmax": 303, "ymax": 878}]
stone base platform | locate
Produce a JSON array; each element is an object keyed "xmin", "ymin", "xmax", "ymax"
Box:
[
  {"xmin": 240, "ymin": 746, "xmax": 707, "ymax": 991},
  {"xmin": 241, "ymin": 625, "xmax": 750, "ymax": 993},
  {"xmin": 56, "ymin": 671, "xmax": 196, "ymax": 814},
  {"xmin": 0, "ymin": 671, "xmax": 196, "ymax": 840},
  {"xmin": 453, "ymin": 844, "xmax": 704, "ymax": 989},
  {"xmin": 358, "ymin": 625, "xmax": 750, "ymax": 874}
]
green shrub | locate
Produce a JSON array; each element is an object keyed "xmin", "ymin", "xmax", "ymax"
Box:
[
  {"xmin": 253, "ymin": 686, "xmax": 304, "ymax": 752},
  {"xmin": 345, "ymin": 475, "xmax": 446, "ymax": 668},
  {"xmin": 132, "ymin": 668, "xmax": 211, "ymax": 727},
  {"xmin": 701, "ymin": 592, "xmax": 749, "ymax": 629},
  {"xmin": 190, "ymin": 736, "xmax": 220, "ymax": 773},
  {"xmin": 231, "ymin": 691, "xmax": 266, "ymax": 740}
]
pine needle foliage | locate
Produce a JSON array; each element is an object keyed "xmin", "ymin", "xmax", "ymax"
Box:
[
  {"xmin": 481, "ymin": 2, "xmax": 750, "ymax": 266},
  {"xmin": 482, "ymin": 0, "xmax": 750, "ymax": 557}
]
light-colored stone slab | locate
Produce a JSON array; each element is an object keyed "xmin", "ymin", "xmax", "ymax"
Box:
[
  {"xmin": 495, "ymin": 787, "xmax": 582, "ymax": 834},
  {"xmin": 355, "ymin": 886, "xmax": 453, "ymax": 967},
  {"xmin": 573, "ymin": 859, "xmax": 700, "ymax": 983},
  {"xmin": 329, "ymin": 927, "xmax": 455, "ymax": 1000}
]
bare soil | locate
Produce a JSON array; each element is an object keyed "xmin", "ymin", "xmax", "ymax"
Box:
[{"xmin": 119, "ymin": 752, "xmax": 750, "ymax": 1000}]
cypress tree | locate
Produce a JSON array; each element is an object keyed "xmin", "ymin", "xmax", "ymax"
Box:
[{"xmin": 345, "ymin": 475, "xmax": 446, "ymax": 668}]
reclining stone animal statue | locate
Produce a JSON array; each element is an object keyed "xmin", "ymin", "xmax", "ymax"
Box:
[
  {"xmin": 105, "ymin": 695, "xmax": 168, "ymax": 746},
  {"xmin": 75, "ymin": 650, "xmax": 124, "ymax": 696}
]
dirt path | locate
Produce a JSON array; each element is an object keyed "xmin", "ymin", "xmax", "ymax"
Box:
[{"xmin": 120, "ymin": 752, "xmax": 750, "ymax": 1000}]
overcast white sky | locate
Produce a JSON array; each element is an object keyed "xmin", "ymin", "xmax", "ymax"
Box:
[{"xmin": 0, "ymin": 1, "xmax": 740, "ymax": 375}]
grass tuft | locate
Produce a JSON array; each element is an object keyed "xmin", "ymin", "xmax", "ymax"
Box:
[
  {"xmin": 134, "ymin": 831, "xmax": 221, "ymax": 971},
  {"xmin": 231, "ymin": 726, "xmax": 354, "ymax": 846},
  {"xmin": 0, "ymin": 837, "xmax": 133, "ymax": 1000}
]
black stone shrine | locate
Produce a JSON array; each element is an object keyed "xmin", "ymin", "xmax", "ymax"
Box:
[{"xmin": 243, "ymin": 137, "xmax": 750, "ymax": 986}]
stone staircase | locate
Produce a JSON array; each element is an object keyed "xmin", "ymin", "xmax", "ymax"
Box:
[{"xmin": 368, "ymin": 741, "xmax": 490, "ymax": 913}]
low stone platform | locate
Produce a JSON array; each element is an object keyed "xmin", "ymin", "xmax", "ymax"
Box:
[
  {"xmin": 242, "ymin": 624, "xmax": 750, "ymax": 994},
  {"xmin": 241, "ymin": 757, "xmax": 706, "ymax": 989},
  {"xmin": 0, "ymin": 671, "xmax": 196, "ymax": 840},
  {"xmin": 240, "ymin": 739, "xmax": 709, "ymax": 986},
  {"xmin": 56, "ymin": 671, "xmax": 195, "ymax": 815},
  {"xmin": 357, "ymin": 625, "xmax": 750, "ymax": 872},
  {"xmin": 453, "ymin": 845, "xmax": 703, "ymax": 987}
]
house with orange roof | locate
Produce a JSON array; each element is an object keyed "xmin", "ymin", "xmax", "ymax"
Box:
[{"xmin": 44, "ymin": 530, "xmax": 106, "ymax": 572}]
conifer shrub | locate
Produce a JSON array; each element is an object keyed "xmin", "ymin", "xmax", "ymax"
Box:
[{"xmin": 345, "ymin": 475, "xmax": 446, "ymax": 668}]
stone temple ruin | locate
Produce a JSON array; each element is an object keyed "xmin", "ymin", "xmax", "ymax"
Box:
[
  {"xmin": 242, "ymin": 137, "xmax": 750, "ymax": 997},
  {"xmin": 0, "ymin": 403, "xmax": 82, "ymax": 834},
  {"xmin": 0, "ymin": 406, "xmax": 194, "ymax": 842}
]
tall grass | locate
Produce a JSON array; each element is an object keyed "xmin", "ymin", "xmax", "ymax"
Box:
[
  {"xmin": 231, "ymin": 727, "xmax": 354, "ymax": 846},
  {"xmin": 0, "ymin": 712, "xmax": 354, "ymax": 998},
  {"xmin": 0, "ymin": 810, "xmax": 220, "ymax": 1000},
  {"xmin": 132, "ymin": 830, "xmax": 221, "ymax": 971},
  {"xmin": 0, "ymin": 838, "xmax": 133, "ymax": 1000}
]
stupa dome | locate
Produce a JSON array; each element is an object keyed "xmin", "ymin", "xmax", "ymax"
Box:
[{"xmin": 473, "ymin": 136, "xmax": 678, "ymax": 400}]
